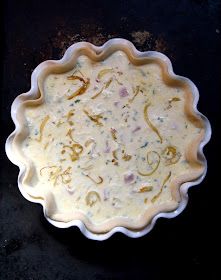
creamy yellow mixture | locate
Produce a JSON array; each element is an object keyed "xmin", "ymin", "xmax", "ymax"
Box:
[{"xmin": 22, "ymin": 51, "xmax": 202, "ymax": 225}]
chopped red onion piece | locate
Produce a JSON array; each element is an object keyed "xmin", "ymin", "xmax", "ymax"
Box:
[
  {"xmin": 124, "ymin": 172, "xmax": 135, "ymax": 184},
  {"xmin": 104, "ymin": 140, "xmax": 111, "ymax": 153},
  {"xmin": 103, "ymin": 188, "xmax": 110, "ymax": 200},
  {"xmin": 111, "ymin": 127, "xmax": 117, "ymax": 133},
  {"xmin": 132, "ymin": 126, "xmax": 141, "ymax": 133},
  {"xmin": 119, "ymin": 87, "xmax": 129, "ymax": 97}
]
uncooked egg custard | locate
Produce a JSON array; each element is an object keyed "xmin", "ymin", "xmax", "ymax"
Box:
[{"xmin": 21, "ymin": 51, "xmax": 204, "ymax": 232}]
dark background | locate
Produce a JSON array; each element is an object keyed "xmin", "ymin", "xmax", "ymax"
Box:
[{"xmin": 0, "ymin": 0, "xmax": 220, "ymax": 279}]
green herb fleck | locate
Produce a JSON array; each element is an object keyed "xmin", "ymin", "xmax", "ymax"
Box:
[
  {"xmin": 157, "ymin": 117, "xmax": 164, "ymax": 123},
  {"xmin": 140, "ymin": 141, "xmax": 148, "ymax": 148}
]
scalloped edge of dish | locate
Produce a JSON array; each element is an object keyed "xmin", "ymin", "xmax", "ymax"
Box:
[{"xmin": 5, "ymin": 38, "xmax": 211, "ymax": 240}]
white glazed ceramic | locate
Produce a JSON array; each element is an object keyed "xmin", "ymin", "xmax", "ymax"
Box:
[{"xmin": 5, "ymin": 38, "xmax": 211, "ymax": 240}]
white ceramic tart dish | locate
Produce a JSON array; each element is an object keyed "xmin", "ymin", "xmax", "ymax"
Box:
[{"xmin": 5, "ymin": 38, "xmax": 211, "ymax": 240}]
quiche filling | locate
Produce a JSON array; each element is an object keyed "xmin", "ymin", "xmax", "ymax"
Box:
[{"xmin": 21, "ymin": 51, "xmax": 203, "ymax": 228}]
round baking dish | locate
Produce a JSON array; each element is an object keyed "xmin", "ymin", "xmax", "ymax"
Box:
[{"xmin": 5, "ymin": 38, "xmax": 211, "ymax": 240}]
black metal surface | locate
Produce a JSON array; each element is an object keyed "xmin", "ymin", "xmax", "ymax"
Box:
[{"xmin": 0, "ymin": 0, "xmax": 220, "ymax": 279}]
